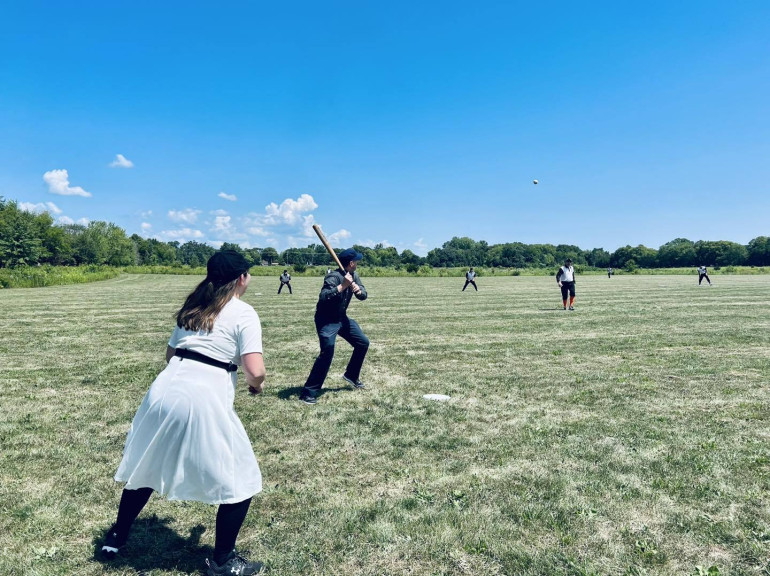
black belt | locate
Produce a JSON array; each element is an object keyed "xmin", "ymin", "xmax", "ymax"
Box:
[{"xmin": 174, "ymin": 348, "xmax": 238, "ymax": 372}]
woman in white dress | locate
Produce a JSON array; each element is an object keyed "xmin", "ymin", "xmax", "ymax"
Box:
[{"xmin": 102, "ymin": 250, "xmax": 267, "ymax": 576}]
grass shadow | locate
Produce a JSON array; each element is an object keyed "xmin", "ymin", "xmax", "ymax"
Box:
[
  {"xmin": 93, "ymin": 514, "xmax": 210, "ymax": 574},
  {"xmin": 277, "ymin": 385, "xmax": 350, "ymax": 400}
]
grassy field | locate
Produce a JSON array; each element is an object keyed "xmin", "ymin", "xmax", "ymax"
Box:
[{"xmin": 1, "ymin": 274, "xmax": 768, "ymax": 575}]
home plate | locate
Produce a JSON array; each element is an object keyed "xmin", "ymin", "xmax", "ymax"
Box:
[{"xmin": 423, "ymin": 394, "xmax": 451, "ymax": 402}]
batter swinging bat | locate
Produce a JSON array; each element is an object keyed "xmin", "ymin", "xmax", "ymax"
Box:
[{"xmin": 312, "ymin": 224, "xmax": 345, "ymax": 271}]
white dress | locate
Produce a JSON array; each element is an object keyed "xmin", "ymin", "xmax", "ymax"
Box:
[{"xmin": 115, "ymin": 298, "xmax": 263, "ymax": 504}]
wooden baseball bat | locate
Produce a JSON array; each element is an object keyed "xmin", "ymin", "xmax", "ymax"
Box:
[{"xmin": 312, "ymin": 224, "xmax": 345, "ymax": 271}]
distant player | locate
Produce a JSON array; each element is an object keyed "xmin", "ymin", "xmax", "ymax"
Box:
[
  {"xmin": 607, "ymin": 266, "xmax": 613, "ymax": 278},
  {"xmin": 556, "ymin": 258, "xmax": 576, "ymax": 310},
  {"xmin": 462, "ymin": 267, "xmax": 478, "ymax": 291},
  {"xmin": 697, "ymin": 265, "xmax": 712, "ymax": 286},
  {"xmin": 278, "ymin": 269, "xmax": 292, "ymax": 294}
]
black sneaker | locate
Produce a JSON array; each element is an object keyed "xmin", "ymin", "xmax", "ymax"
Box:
[
  {"xmin": 342, "ymin": 374, "xmax": 365, "ymax": 389},
  {"xmin": 569, "ymin": 306, "xmax": 574, "ymax": 311},
  {"xmin": 206, "ymin": 551, "xmax": 264, "ymax": 575},
  {"xmin": 299, "ymin": 393, "xmax": 317, "ymax": 405},
  {"xmin": 100, "ymin": 525, "xmax": 127, "ymax": 559}
]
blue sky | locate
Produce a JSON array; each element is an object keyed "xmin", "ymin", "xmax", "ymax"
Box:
[{"xmin": 2, "ymin": 1, "xmax": 769, "ymax": 255}]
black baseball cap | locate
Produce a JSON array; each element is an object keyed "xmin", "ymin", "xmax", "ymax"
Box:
[{"xmin": 207, "ymin": 250, "xmax": 250, "ymax": 285}]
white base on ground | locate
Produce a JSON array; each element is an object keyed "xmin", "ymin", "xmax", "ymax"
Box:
[{"xmin": 423, "ymin": 394, "xmax": 451, "ymax": 401}]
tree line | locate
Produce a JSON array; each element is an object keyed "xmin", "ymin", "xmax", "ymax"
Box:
[
  {"xmin": 425, "ymin": 236, "xmax": 770, "ymax": 269},
  {"xmin": 2, "ymin": 198, "xmax": 769, "ymax": 269}
]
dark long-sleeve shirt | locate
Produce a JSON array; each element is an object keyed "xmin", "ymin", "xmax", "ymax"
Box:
[{"xmin": 315, "ymin": 269, "xmax": 368, "ymax": 323}]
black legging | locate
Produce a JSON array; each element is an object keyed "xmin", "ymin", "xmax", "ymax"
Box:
[
  {"xmin": 114, "ymin": 488, "xmax": 252, "ymax": 564},
  {"xmin": 462, "ymin": 280, "xmax": 477, "ymax": 291}
]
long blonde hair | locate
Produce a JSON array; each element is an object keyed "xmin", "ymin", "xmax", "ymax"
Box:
[{"xmin": 176, "ymin": 276, "xmax": 240, "ymax": 332}]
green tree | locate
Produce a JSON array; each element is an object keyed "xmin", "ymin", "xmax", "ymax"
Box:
[
  {"xmin": 586, "ymin": 247, "xmax": 611, "ymax": 268},
  {"xmin": 694, "ymin": 240, "xmax": 748, "ymax": 266},
  {"xmin": 399, "ymin": 249, "xmax": 422, "ymax": 266},
  {"xmin": 74, "ymin": 221, "xmax": 135, "ymax": 265},
  {"xmin": 0, "ymin": 200, "xmax": 44, "ymax": 267},
  {"xmin": 261, "ymin": 247, "xmax": 279, "ymax": 265},
  {"xmin": 42, "ymin": 224, "xmax": 75, "ymax": 265},
  {"xmin": 178, "ymin": 241, "xmax": 215, "ymax": 266},
  {"xmin": 657, "ymin": 238, "xmax": 696, "ymax": 267},
  {"xmin": 747, "ymin": 236, "xmax": 770, "ymax": 266},
  {"xmin": 243, "ymin": 248, "xmax": 261, "ymax": 267}
]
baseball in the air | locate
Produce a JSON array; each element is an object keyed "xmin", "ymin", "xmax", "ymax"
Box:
[{"xmin": 533, "ymin": 179, "xmax": 538, "ymax": 185}]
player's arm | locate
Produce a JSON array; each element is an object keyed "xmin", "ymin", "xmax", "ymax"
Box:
[
  {"xmin": 319, "ymin": 273, "xmax": 347, "ymax": 301},
  {"xmin": 243, "ymin": 352, "xmax": 266, "ymax": 395},
  {"xmin": 352, "ymin": 272, "xmax": 367, "ymax": 300}
]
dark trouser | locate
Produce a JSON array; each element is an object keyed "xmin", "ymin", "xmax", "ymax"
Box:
[
  {"xmin": 699, "ymin": 273, "xmax": 711, "ymax": 285},
  {"xmin": 278, "ymin": 282, "xmax": 292, "ymax": 294},
  {"xmin": 560, "ymin": 281, "xmax": 576, "ymax": 300},
  {"xmin": 112, "ymin": 488, "xmax": 252, "ymax": 564},
  {"xmin": 462, "ymin": 280, "xmax": 477, "ymax": 291},
  {"xmin": 302, "ymin": 315, "xmax": 369, "ymax": 397}
]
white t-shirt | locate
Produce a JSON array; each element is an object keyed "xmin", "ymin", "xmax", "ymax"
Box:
[
  {"xmin": 698, "ymin": 266, "xmax": 707, "ymax": 275},
  {"xmin": 466, "ymin": 271, "xmax": 476, "ymax": 280},
  {"xmin": 169, "ymin": 298, "xmax": 262, "ymax": 365},
  {"xmin": 559, "ymin": 265, "xmax": 575, "ymax": 282}
]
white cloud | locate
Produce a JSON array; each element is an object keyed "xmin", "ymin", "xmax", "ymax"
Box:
[
  {"xmin": 43, "ymin": 169, "xmax": 91, "ymax": 197},
  {"xmin": 208, "ymin": 214, "xmax": 249, "ymax": 244},
  {"xmin": 263, "ymin": 193, "xmax": 318, "ymax": 226},
  {"xmin": 414, "ymin": 238, "xmax": 428, "ymax": 255},
  {"xmin": 158, "ymin": 228, "xmax": 205, "ymax": 241},
  {"xmin": 56, "ymin": 216, "xmax": 90, "ymax": 226},
  {"xmin": 141, "ymin": 222, "xmax": 152, "ymax": 232},
  {"xmin": 109, "ymin": 154, "xmax": 134, "ymax": 168},
  {"xmin": 141, "ymin": 210, "xmax": 153, "ymax": 218},
  {"xmin": 248, "ymin": 226, "xmax": 269, "ymax": 236},
  {"xmin": 212, "ymin": 215, "xmax": 232, "ymax": 234},
  {"xmin": 19, "ymin": 201, "xmax": 62, "ymax": 215},
  {"xmin": 168, "ymin": 208, "xmax": 202, "ymax": 224},
  {"xmin": 359, "ymin": 238, "xmax": 392, "ymax": 248},
  {"xmin": 327, "ymin": 229, "xmax": 352, "ymax": 246},
  {"xmin": 211, "ymin": 209, "xmax": 229, "ymax": 216},
  {"xmin": 218, "ymin": 191, "xmax": 237, "ymax": 202},
  {"xmin": 239, "ymin": 193, "xmax": 321, "ymax": 245}
]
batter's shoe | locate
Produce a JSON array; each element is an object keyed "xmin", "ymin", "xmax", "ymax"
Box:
[
  {"xmin": 342, "ymin": 374, "xmax": 365, "ymax": 389},
  {"xmin": 100, "ymin": 525, "xmax": 127, "ymax": 559},
  {"xmin": 299, "ymin": 393, "xmax": 317, "ymax": 405},
  {"xmin": 569, "ymin": 306, "xmax": 574, "ymax": 310},
  {"xmin": 206, "ymin": 550, "xmax": 264, "ymax": 575}
]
